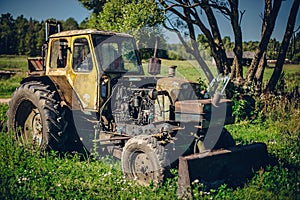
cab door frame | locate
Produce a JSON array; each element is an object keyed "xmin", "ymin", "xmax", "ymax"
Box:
[{"xmin": 67, "ymin": 34, "xmax": 99, "ymax": 111}]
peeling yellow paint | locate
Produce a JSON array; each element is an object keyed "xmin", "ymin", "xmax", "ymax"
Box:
[{"xmin": 46, "ymin": 34, "xmax": 99, "ymax": 112}]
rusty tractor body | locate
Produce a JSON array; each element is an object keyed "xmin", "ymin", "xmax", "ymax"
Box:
[{"xmin": 7, "ymin": 21, "xmax": 268, "ymax": 197}]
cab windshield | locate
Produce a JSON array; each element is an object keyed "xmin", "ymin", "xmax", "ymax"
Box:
[{"xmin": 92, "ymin": 34, "xmax": 143, "ymax": 74}]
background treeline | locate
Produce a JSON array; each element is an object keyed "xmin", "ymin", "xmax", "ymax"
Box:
[
  {"xmin": 0, "ymin": 13, "xmax": 79, "ymax": 56},
  {"xmin": 1, "ymin": 12, "xmax": 300, "ymax": 64}
]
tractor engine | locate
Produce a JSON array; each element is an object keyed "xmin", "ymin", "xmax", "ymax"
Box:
[
  {"xmin": 128, "ymin": 89, "xmax": 155, "ymax": 125},
  {"xmin": 110, "ymin": 81, "xmax": 156, "ymax": 126}
]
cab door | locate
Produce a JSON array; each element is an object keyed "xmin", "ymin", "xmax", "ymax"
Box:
[{"xmin": 68, "ymin": 35, "xmax": 98, "ymax": 111}]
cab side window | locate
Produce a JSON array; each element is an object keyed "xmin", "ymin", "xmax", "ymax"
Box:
[
  {"xmin": 50, "ymin": 39, "xmax": 68, "ymax": 68},
  {"xmin": 72, "ymin": 38, "xmax": 92, "ymax": 72}
]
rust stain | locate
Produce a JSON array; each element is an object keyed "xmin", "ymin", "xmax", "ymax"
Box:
[{"xmin": 48, "ymin": 75, "xmax": 82, "ymax": 110}]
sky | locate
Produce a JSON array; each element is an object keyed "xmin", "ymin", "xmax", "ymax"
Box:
[{"xmin": 0, "ymin": 0, "xmax": 299, "ymax": 43}]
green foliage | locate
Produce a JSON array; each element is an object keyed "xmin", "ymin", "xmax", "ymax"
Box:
[
  {"xmin": 206, "ymin": 163, "xmax": 299, "ymax": 200},
  {"xmin": 86, "ymin": 0, "xmax": 163, "ymax": 32},
  {"xmin": 243, "ymin": 41, "xmax": 260, "ymax": 52},
  {"xmin": 0, "ymin": 104, "xmax": 8, "ymax": 129},
  {"xmin": 226, "ymin": 81, "xmax": 257, "ymax": 122},
  {"xmin": 0, "ymin": 13, "xmax": 17, "ymax": 55},
  {"xmin": 220, "ymin": 104, "xmax": 300, "ymax": 199},
  {"xmin": 84, "ymin": 0, "xmax": 165, "ymax": 59},
  {"xmin": 222, "ymin": 36, "xmax": 234, "ymax": 51},
  {"xmin": 62, "ymin": 17, "xmax": 79, "ymax": 31},
  {"xmin": 288, "ymin": 31, "xmax": 300, "ymax": 63},
  {"xmin": 267, "ymin": 38, "xmax": 281, "ymax": 60},
  {"xmin": 78, "ymin": 0, "xmax": 106, "ymax": 14},
  {"xmin": 24, "ymin": 19, "xmax": 42, "ymax": 56},
  {"xmin": 0, "ymin": 14, "xmax": 83, "ymax": 56},
  {"xmin": 228, "ymin": 68, "xmax": 300, "ymax": 123},
  {"xmin": 232, "ymin": 96, "xmax": 255, "ymax": 122}
]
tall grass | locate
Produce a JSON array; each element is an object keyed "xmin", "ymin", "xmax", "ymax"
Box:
[
  {"xmin": 0, "ymin": 74, "xmax": 25, "ymax": 98},
  {"xmin": 221, "ymin": 106, "xmax": 300, "ymax": 199},
  {"xmin": 1, "ymin": 99, "xmax": 299, "ymax": 199},
  {"xmin": 0, "ymin": 130, "xmax": 178, "ymax": 199}
]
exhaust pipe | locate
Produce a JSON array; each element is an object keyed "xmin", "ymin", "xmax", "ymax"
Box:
[
  {"xmin": 43, "ymin": 20, "xmax": 61, "ymax": 69},
  {"xmin": 168, "ymin": 65, "xmax": 177, "ymax": 77},
  {"xmin": 45, "ymin": 20, "xmax": 61, "ymax": 42},
  {"xmin": 148, "ymin": 37, "xmax": 161, "ymax": 75}
]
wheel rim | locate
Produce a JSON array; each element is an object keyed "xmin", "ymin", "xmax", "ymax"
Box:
[
  {"xmin": 23, "ymin": 108, "xmax": 43, "ymax": 146},
  {"xmin": 130, "ymin": 151, "xmax": 156, "ymax": 184}
]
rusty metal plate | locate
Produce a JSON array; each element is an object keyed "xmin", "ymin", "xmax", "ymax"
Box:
[{"xmin": 177, "ymin": 143, "xmax": 269, "ymax": 198}]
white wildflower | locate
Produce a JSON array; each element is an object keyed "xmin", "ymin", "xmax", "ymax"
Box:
[{"xmin": 192, "ymin": 179, "xmax": 199, "ymax": 184}]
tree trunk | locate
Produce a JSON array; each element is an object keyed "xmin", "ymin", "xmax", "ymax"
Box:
[
  {"xmin": 255, "ymin": 52, "xmax": 267, "ymax": 92},
  {"xmin": 229, "ymin": 0, "xmax": 243, "ymax": 81},
  {"xmin": 266, "ymin": 0, "xmax": 300, "ymax": 92},
  {"xmin": 230, "ymin": 57, "xmax": 237, "ymax": 80},
  {"xmin": 201, "ymin": 0, "xmax": 229, "ymax": 75},
  {"xmin": 233, "ymin": 44, "xmax": 243, "ymax": 80},
  {"xmin": 246, "ymin": 0, "xmax": 282, "ymax": 83},
  {"xmin": 184, "ymin": 6, "xmax": 215, "ymax": 81},
  {"xmin": 160, "ymin": 0, "xmax": 215, "ymax": 81},
  {"xmin": 231, "ymin": 56, "xmax": 244, "ymax": 85}
]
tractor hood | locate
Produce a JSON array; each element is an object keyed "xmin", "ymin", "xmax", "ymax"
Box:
[
  {"xmin": 156, "ymin": 77, "xmax": 202, "ymax": 103},
  {"xmin": 156, "ymin": 77, "xmax": 234, "ymax": 126}
]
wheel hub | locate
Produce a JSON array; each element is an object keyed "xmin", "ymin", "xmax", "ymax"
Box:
[
  {"xmin": 132, "ymin": 152, "xmax": 155, "ymax": 183},
  {"xmin": 24, "ymin": 108, "xmax": 43, "ymax": 146}
]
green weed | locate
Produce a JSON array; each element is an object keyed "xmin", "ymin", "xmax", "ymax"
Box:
[{"xmin": 0, "ymin": 74, "xmax": 25, "ymax": 98}]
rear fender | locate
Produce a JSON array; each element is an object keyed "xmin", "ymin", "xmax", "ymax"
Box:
[{"xmin": 21, "ymin": 76, "xmax": 82, "ymax": 110}]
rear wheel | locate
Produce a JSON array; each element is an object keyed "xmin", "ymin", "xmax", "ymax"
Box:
[
  {"xmin": 23, "ymin": 108, "xmax": 43, "ymax": 145},
  {"xmin": 7, "ymin": 81, "xmax": 67, "ymax": 151},
  {"xmin": 121, "ymin": 135, "xmax": 169, "ymax": 185}
]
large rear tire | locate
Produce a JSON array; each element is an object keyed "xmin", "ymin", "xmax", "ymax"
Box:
[
  {"xmin": 121, "ymin": 135, "xmax": 169, "ymax": 185},
  {"xmin": 7, "ymin": 81, "xmax": 67, "ymax": 151}
]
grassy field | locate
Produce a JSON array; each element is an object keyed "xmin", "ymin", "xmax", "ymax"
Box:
[
  {"xmin": 0, "ymin": 55, "xmax": 27, "ymax": 98},
  {"xmin": 0, "ymin": 56, "xmax": 299, "ymax": 98},
  {"xmin": 0, "ymin": 55, "xmax": 299, "ymax": 199},
  {"xmin": 150, "ymin": 59, "xmax": 300, "ymax": 84},
  {"xmin": 0, "ymin": 55, "xmax": 28, "ymax": 71},
  {"xmin": 0, "ymin": 102, "xmax": 299, "ymax": 199}
]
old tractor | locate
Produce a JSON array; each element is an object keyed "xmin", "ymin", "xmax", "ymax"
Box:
[{"xmin": 7, "ymin": 21, "xmax": 268, "ymax": 196}]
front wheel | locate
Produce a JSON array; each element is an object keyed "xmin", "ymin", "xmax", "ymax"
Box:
[{"xmin": 121, "ymin": 135, "xmax": 169, "ymax": 185}]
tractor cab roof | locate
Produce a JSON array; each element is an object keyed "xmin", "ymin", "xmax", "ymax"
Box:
[{"xmin": 49, "ymin": 29, "xmax": 133, "ymax": 38}]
